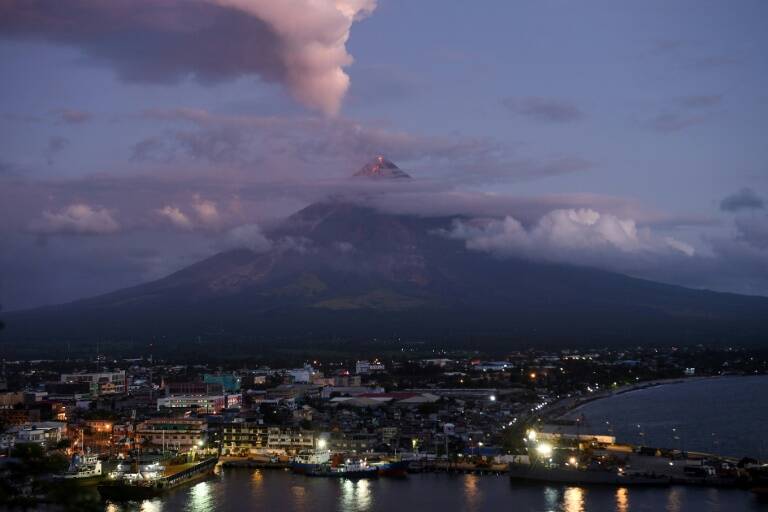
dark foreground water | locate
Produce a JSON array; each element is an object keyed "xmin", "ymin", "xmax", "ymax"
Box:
[
  {"xmin": 99, "ymin": 468, "xmax": 766, "ymax": 512},
  {"xmin": 96, "ymin": 376, "xmax": 768, "ymax": 512},
  {"xmin": 97, "ymin": 469, "xmax": 768, "ymax": 512}
]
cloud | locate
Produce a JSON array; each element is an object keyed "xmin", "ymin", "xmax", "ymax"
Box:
[
  {"xmin": 734, "ymin": 215, "xmax": 768, "ymax": 249},
  {"xmin": 0, "ymin": 0, "xmax": 377, "ymax": 115},
  {"xmin": 334, "ymin": 241, "xmax": 355, "ymax": 252},
  {"xmin": 192, "ymin": 194, "xmax": 221, "ymax": 225},
  {"xmin": 157, "ymin": 205, "xmax": 193, "ymax": 230},
  {"xmin": 501, "ymin": 97, "xmax": 585, "ymax": 123},
  {"xmin": 53, "ymin": 108, "xmax": 92, "ymax": 124},
  {"xmin": 647, "ymin": 113, "xmax": 705, "ymax": 133},
  {"xmin": 31, "ymin": 203, "xmax": 120, "ymax": 235},
  {"xmin": 130, "ymin": 108, "xmax": 589, "ymax": 185},
  {"xmin": 224, "ymin": 223, "xmax": 272, "ymax": 252},
  {"xmin": 443, "ymin": 208, "xmax": 695, "ymax": 271},
  {"xmin": 720, "ymin": 188, "xmax": 765, "ymax": 212},
  {"xmin": 675, "ymin": 95, "xmax": 722, "ymax": 109},
  {"xmin": 44, "ymin": 135, "xmax": 69, "ymax": 164}
]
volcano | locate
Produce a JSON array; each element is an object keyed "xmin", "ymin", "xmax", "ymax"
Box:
[{"xmin": 4, "ymin": 158, "xmax": 768, "ymax": 352}]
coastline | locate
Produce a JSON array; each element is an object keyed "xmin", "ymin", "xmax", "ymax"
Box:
[{"xmin": 551, "ymin": 375, "xmax": 732, "ymax": 422}]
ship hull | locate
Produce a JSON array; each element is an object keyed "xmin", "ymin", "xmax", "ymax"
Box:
[
  {"xmin": 98, "ymin": 457, "xmax": 218, "ymax": 501},
  {"xmin": 376, "ymin": 460, "xmax": 409, "ymax": 477}
]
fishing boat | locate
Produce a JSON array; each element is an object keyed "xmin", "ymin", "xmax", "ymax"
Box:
[
  {"xmin": 56, "ymin": 453, "xmax": 104, "ymax": 485},
  {"xmin": 290, "ymin": 448, "xmax": 331, "ymax": 474},
  {"xmin": 306, "ymin": 457, "xmax": 379, "ymax": 479},
  {"xmin": 371, "ymin": 459, "xmax": 409, "ymax": 477}
]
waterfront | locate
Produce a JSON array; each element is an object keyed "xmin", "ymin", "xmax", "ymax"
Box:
[
  {"xmin": 563, "ymin": 375, "xmax": 768, "ymax": 458},
  {"xmin": 96, "ymin": 467, "xmax": 766, "ymax": 512},
  {"xmin": 96, "ymin": 376, "xmax": 768, "ymax": 512}
]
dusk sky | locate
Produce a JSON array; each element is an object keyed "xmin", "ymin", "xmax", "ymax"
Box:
[{"xmin": 1, "ymin": 0, "xmax": 767, "ymax": 310}]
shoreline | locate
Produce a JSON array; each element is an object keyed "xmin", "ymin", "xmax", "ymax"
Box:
[{"xmin": 551, "ymin": 374, "xmax": 755, "ymax": 422}]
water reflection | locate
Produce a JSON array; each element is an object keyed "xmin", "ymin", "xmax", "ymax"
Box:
[
  {"xmin": 340, "ymin": 478, "xmax": 372, "ymax": 511},
  {"xmin": 463, "ymin": 474, "xmax": 481, "ymax": 511},
  {"xmin": 563, "ymin": 487, "xmax": 585, "ymax": 512},
  {"xmin": 543, "ymin": 486, "xmax": 560, "ymax": 511},
  {"xmin": 106, "ymin": 499, "xmax": 163, "ymax": 512},
  {"xmin": 666, "ymin": 486, "xmax": 682, "ymax": 512},
  {"xmin": 291, "ymin": 484, "xmax": 307, "ymax": 512},
  {"xmin": 615, "ymin": 487, "xmax": 629, "ymax": 512},
  {"xmin": 188, "ymin": 481, "xmax": 213, "ymax": 512}
]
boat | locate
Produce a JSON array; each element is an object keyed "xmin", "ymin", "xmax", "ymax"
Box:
[
  {"xmin": 290, "ymin": 448, "xmax": 331, "ymax": 474},
  {"xmin": 56, "ymin": 453, "xmax": 104, "ymax": 485},
  {"xmin": 97, "ymin": 456, "xmax": 218, "ymax": 501},
  {"xmin": 306, "ymin": 458, "xmax": 379, "ymax": 479},
  {"xmin": 371, "ymin": 459, "xmax": 409, "ymax": 477},
  {"xmin": 508, "ymin": 461, "xmax": 670, "ymax": 486}
]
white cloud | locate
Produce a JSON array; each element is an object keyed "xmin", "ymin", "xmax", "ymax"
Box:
[
  {"xmin": 33, "ymin": 203, "xmax": 120, "ymax": 235},
  {"xmin": 192, "ymin": 194, "xmax": 221, "ymax": 226},
  {"xmin": 445, "ymin": 208, "xmax": 695, "ymax": 268},
  {"xmin": 157, "ymin": 205, "xmax": 193, "ymax": 230},
  {"xmin": 225, "ymin": 223, "xmax": 272, "ymax": 252}
]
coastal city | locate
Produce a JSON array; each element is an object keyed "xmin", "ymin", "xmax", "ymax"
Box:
[{"xmin": 2, "ymin": 344, "xmax": 768, "ymax": 508}]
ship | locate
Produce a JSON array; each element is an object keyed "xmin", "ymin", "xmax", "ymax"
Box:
[
  {"xmin": 371, "ymin": 459, "xmax": 410, "ymax": 477},
  {"xmin": 508, "ymin": 461, "xmax": 670, "ymax": 486},
  {"xmin": 97, "ymin": 456, "xmax": 218, "ymax": 501},
  {"xmin": 305, "ymin": 457, "xmax": 379, "ymax": 479},
  {"xmin": 55, "ymin": 453, "xmax": 104, "ymax": 485},
  {"xmin": 290, "ymin": 448, "xmax": 331, "ymax": 474}
]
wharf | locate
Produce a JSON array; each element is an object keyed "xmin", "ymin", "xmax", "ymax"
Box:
[
  {"xmin": 410, "ymin": 460, "xmax": 508, "ymax": 475},
  {"xmin": 221, "ymin": 458, "xmax": 290, "ymax": 470}
]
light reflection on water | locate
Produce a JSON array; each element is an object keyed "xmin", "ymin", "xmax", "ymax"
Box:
[
  {"xmin": 188, "ymin": 481, "xmax": 213, "ymax": 512},
  {"xmin": 98, "ymin": 469, "xmax": 765, "ymax": 512},
  {"xmin": 463, "ymin": 474, "xmax": 481, "ymax": 511},
  {"xmin": 563, "ymin": 487, "xmax": 585, "ymax": 512},
  {"xmin": 615, "ymin": 487, "xmax": 629, "ymax": 512},
  {"xmin": 340, "ymin": 478, "xmax": 373, "ymax": 511}
]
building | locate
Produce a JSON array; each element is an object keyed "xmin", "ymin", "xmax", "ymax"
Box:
[
  {"xmin": 11, "ymin": 421, "xmax": 67, "ymax": 448},
  {"xmin": 203, "ymin": 373, "xmax": 241, "ymax": 393},
  {"xmin": 136, "ymin": 418, "xmax": 206, "ymax": 450},
  {"xmin": 158, "ymin": 381, "xmax": 242, "ymax": 413},
  {"xmin": 355, "ymin": 360, "xmax": 386, "ymax": 375},
  {"xmin": 221, "ymin": 424, "xmax": 316, "ymax": 456},
  {"xmin": 157, "ymin": 393, "xmax": 241, "ymax": 413},
  {"xmin": 60, "ymin": 370, "xmax": 126, "ymax": 396}
]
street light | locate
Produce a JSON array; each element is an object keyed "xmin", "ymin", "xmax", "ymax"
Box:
[
  {"xmin": 535, "ymin": 442, "xmax": 553, "ymax": 458},
  {"xmin": 317, "ymin": 438, "xmax": 327, "ymax": 450}
]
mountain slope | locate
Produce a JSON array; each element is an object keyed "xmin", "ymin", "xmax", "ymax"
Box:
[
  {"xmin": 5, "ymin": 199, "xmax": 768, "ymax": 349},
  {"xmin": 4, "ymin": 158, "xmax": 768, "ymax": 350}
]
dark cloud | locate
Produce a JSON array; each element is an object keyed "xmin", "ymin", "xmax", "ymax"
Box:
[
  {"xmin": 675, "ymin": 95, "xmax": 723, "ymax": 109},
  {"xmin": 721, "ymin": 188, "xmax": 765, "ymax": 212},
  {"xmin": 734, "ymin": 215, "xmax": 768, "ymax": 249},
  {"xmin": 647, "ymin": 113, "xmax": 705, "ymax": 133},
  {"xmin": 53, "ymin": 108, "xmax": 92, "ymax": 124},
  {"xmin": 0, "ymin": 0, "xmax": 376, "ymax": 115},
  {"xmin": 501, "ymin": 97, "xmax": 585, "ymax": 123},
  {"xmin": 44, "ymin": 135, "xmax": 69, "ymax": 164},
  {"xmin": 129, "ymin": 109, "xmax": 589, "ymax": 185}
]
